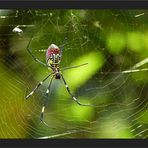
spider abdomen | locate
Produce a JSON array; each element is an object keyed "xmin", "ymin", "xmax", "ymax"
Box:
[{"xmin": 46, "ymin": 44, "xmax": 62, "ymax": 66}]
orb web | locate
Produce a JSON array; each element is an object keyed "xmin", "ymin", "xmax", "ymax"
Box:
[{"xmin": 0, "ymin": 10, "xmax": 147, "ymax": 138}]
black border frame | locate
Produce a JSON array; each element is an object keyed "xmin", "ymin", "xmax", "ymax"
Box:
[
  {"xmin": 0, "ymin": 139, "xmax": 148, "ymax": 147},
  {"xmin": 0, "ymin": 0, "xmax": 148, "ymax": 9},
  {"xmin": 0, "ymin": 0, "xmax": 148, "ymax": 148}
]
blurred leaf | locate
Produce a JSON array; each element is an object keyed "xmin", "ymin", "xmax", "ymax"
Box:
[
  {"xmin": 138, "ymin": 110, "xmax": 148, "ymax": 123},
  {"xmin": 0, "ymin": 64, "xmax": 28, "ymax": 138},
  {"xmin": 63, "ymin": 97, "xmax": 95, "ymax": 124},
  {"xmin": 62, "ymin": 51, "xmax": 105, "ymax": 91},
  {"xmin": 127, "ymin": 32, "xmax": 145, "ymax": 52},
  {"xmin": 107, "ymin": 32, "xmax": 126, "ymax": 54},
  {"xmin": 94, "ymin": 118, "xmax": 134, "ymax": 138}
]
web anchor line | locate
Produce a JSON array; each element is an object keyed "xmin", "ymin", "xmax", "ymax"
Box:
[{"xmin": 100, "ymin": 58, "xmax": 148, "ymax": 74}]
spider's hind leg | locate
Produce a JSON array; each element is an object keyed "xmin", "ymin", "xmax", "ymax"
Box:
[
  {"xmin": 25, "ymin": 73, "xmax": 53, "ymax": 99},
  {"xmin": 61, "ymin": 74, "xmax": 96, "ymax": 107},
  {"xmin": 40, "ymin": 75, "xmax": 54, "ymax": 122}
]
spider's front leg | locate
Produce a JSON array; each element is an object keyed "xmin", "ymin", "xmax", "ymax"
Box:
[{"xmin": 26, "ymin": 37, "xmax": 48, "ymax": 67}]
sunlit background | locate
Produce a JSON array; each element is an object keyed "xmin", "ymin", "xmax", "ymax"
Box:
[{"xmin": 0, "ymin": 10, "xmax": 147, "ymax": 138}]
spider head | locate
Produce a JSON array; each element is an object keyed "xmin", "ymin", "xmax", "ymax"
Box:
[{"xmin": 46, "ymin": 44, "xmax": 62, "ymax": 66}]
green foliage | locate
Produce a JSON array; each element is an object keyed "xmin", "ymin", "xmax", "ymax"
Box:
[
  {"xmin": 127, "ymin": 32, "xmax": 145, "ymax": 52},
  {"xmin": 63, "ymin": 51, "xmax": 105, "ymax": 90},
  {"xmin": 107, "ymin": 32, "xmax": 126, "ymax": 54}
]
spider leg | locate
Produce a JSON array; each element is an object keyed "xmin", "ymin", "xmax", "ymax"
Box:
[
  {"xmin": 26, "ymin": 37, "xmax": 53, "ymax": 69},
  {"xmin": 25, "ymin": 72, "xmax": 54, "ymax": 99},
  {"xmin": 61, "ymin": 63, "xmax": 88, "ymax": 71},
  {"xmin": 59, "ymin": 37, "xmax": 68, "ymax": 51},
  {"xmin": 40, "ymin": 75, "xmax": 54, "ymax": 121},
  {"xmin": 61, "ymin": 74, "xmax": 95, "ymax": 107}
]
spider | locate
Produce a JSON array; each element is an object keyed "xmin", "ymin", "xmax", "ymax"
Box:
[{"xmin": 25, "ymin": 37, "xmax": 94, "ymax": 122}]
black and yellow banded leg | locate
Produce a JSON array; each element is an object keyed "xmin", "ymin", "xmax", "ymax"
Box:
[
  {"xmin": 25, "ymin": 73, "xmax": 53, "ymax": 99},
  {"xmin": 61, "ymin": 74, "xmax": 95, "ymax": 107},
  {"xmin": 40, "ymin": 75, "xmax": 54, "ymax": 121}
]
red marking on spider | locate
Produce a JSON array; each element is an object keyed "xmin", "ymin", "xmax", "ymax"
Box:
[{"xmin": 46, "ymin": 44, "xmax": 61, "ymax": 61}]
